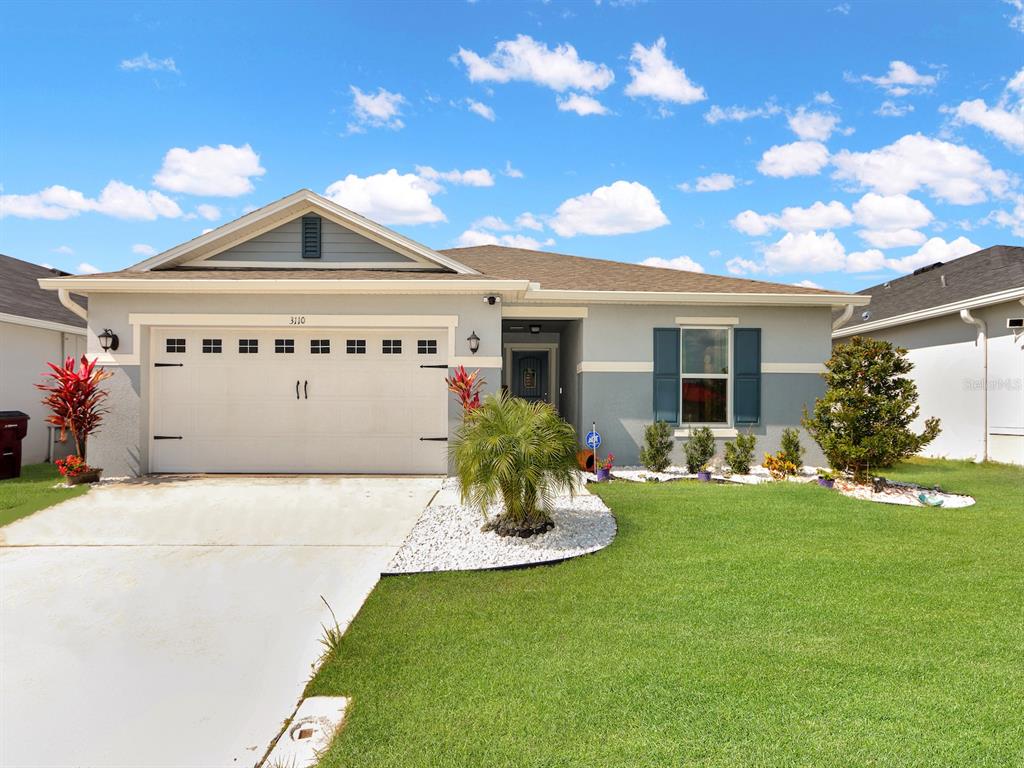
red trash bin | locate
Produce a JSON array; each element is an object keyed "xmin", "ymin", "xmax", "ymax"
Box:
[{"xmin": 0, "ymin": 411, "xmax": 30, "ymax": 480}]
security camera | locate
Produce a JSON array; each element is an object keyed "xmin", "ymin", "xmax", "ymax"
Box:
[{"xmin": 485, "ymin": 295, "xmax": 500, "ymax": 305}]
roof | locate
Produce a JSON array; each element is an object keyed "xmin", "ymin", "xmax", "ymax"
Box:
[
  {"xmin": 838, "ymin": 245, "xmax": 1024, "ymax": 334},
  {"xmin": 0, "ymin": 254, "xmax": 86, "ymax": 328}
]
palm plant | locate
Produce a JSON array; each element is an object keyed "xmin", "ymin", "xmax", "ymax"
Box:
[{"xmin": 451, "ymin": 390, "xmax": 579, "ymax": 535}]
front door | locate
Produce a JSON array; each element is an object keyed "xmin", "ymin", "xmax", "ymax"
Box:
[{"xmin": 511, "ymin": 350, "xmax": 549, "ymax": 403}]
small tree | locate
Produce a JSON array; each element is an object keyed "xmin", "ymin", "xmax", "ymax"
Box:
[
  {"xmin": 684, "ymin": 426, "xmax": 716, "ymax": 473},
  {"xmin": 639, "ymin": 421, "xmax": 674, "ymax": 472},
  {"xmin": 37, "ymin": 355, "xmax": 113, "ymax": 461},
  {"xmin": 803, "ymin": 336, "xmax": 940, "ymax": 482},
  {"xmin": 724, "ymin": 431, "xmax": 757, "ymax": 474},
  {"xmin": 778, "ymin": 428, "xmax": 805, "ymax": 468}
]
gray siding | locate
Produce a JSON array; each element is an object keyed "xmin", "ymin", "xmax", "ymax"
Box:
[{"xmin": 209, "ymin": 218, "xmax": 419, "ymax": 264}]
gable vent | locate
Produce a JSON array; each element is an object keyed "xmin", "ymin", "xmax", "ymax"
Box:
[{"xmin": 301, "ymin": 215, "xmax": 322, "ymax": 259}]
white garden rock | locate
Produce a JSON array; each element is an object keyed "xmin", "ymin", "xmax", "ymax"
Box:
[
  {"xmin": 834, "ymin": 478, "xmax": 975, "ymax": 508},
  {"xmin": 385, "ymin": 478, "xmax": 616, "ymax": 574}
]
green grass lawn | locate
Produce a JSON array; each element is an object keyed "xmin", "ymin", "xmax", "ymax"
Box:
[
  {"xmin": 0, "ymin": 463, "xmax": 88, "ymax": 528},
  {"xmin": 306, "ymin": 459, "xmax": 1024, "ymax": 767}
]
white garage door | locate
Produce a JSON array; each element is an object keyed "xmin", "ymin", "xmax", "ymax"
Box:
[{"xmin": 150, "ymin": 328, "xmax": 449, "ymax": 474}]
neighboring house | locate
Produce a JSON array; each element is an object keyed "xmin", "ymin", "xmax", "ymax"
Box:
[
  {"xmin": 38, "ymin": 189, "xmax": 868, "ymax": 476},
  {"xmin": 0, "ymin": 254, "xmax": 88, "ymax": 465},
  {"xmin": 834, "ymin": 245, "xmax": 1024, "ymax": 466}
]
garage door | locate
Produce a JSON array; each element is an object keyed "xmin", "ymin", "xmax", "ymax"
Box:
[{"xmin": 150, "ymin": 328, "xmax": 449, "ymax": 474}]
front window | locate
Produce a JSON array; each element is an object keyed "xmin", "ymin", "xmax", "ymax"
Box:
[{"xmin": 681, "ymin": 328, "xmax": 729, "ymax": 424}]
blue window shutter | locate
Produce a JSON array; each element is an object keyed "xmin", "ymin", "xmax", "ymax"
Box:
[
  {"xmin": 301, "ymin": 215, "xmax": 322, "ymax": 259},
  {"xmin": 653, "ymin": 328, "xmax": 680, "ymax": 423},
  {"xmin": 733, "ymin": 328, "xmax": 761, "ymax": 425}
]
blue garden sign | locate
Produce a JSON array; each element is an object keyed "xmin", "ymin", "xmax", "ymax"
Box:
[{"xmin": 585, "ymin": 430, "xmax": 602, "ymax": 450}]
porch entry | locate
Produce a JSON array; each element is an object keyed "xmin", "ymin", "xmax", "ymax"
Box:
[{"xmin": 510, "ymin": 350, "xmax": 550, "ymax": 403}]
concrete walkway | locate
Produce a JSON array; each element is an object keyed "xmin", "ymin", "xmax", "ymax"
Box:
[{"xmin": 0, "ymin": 476, "xmax": 438, "ymax": 768}]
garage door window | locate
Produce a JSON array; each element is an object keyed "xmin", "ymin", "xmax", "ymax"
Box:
[
  {"xmin": 166, "ymin": 338, "xmax": 186, "ymax": 353},
  {"xmin": 202, "ymin": 339, "xmax": 222, "ymax": 354},
  {"xmin": 310, "ymin": 339, "xmax": 331, "ymax": 354},
  {"xmin": 239, "ymin": 339, "xmax": 258, "ymax": 354},
  {"xmin": 275, "ymin": 339, "xmax": 295, "ymax": 354},
  {"xmin": 382, "ymin": 339, "xmax": 402, "ymax": 354},
  {"xmin": 417, "ymin": 339, "xmax": 438, "ymax": 354},
  {"xmin": 346, "ymin": 339, "xmax": 366, "ymax": 354}
]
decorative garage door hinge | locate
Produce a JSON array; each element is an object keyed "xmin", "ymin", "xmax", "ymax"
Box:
[
  {"xmin": 153, "ymin": 435, "xmax": 183, "ymax": 440},
  {"xmin": 419, "ymin": 436, "xmax": 448, "ymax": 441},
  {"xmin": 419, "ymin": 364, "xmax": 448, "ymax": 369},
  {"xmin": 154, "ymin": 363, "xmax": 184, "ymax": 367}
]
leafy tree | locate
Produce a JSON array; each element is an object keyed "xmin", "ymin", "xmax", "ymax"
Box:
[
  {"xmin": 778, "ymin": 428, "xmax": 805, "ymax": 468},
  {"xmin": 451, "ymin": 391, "xmax": 578, "ymax": 536},
  {"xmin": 724, "ymin": 431, "xmax": 757, "ymax": 474},
  {"xmin": 37, "ymin": 355, "xmax": 112, "ymax": 460},
  {"xmin": 684, "ymin": 426, "xmax": 716, "ymax": 473},
  {"xmin": 803, "ymin": 337, "xmax": 940, "ymax": 481},
  {"xmin": 639, "ymin": 421, "xmax": 674, "ymax": 472}
]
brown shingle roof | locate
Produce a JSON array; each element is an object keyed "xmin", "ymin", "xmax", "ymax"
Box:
[{"xmin": 0, "ymin": 254, "xmax": 86, "ymax": 327}]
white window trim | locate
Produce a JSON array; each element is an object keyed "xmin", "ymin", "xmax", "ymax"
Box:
[{"xmin": 679, "ymin": 325, "xmax": 733, "ymax": 429}]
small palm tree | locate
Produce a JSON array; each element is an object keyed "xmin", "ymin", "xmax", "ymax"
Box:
[{"xmin": 451, "ymin": 390, "xmax": 579, "ymax": 535}]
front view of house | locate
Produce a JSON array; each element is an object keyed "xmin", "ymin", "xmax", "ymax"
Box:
[{"xmin": 40, "ymin": 190, "xmax": 869, "ymax": 476}]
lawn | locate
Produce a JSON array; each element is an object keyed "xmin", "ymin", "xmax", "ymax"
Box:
[
  {"xmin": 306, "ymin": 459, "xmax": 1024, "ymax": 767},
  {"xmin": 0, "ymin": 463, "xmax": 87, "ymax": 528}
]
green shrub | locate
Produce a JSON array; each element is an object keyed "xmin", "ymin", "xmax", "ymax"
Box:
[
  {"xmin": 723, "ymin": 431, "xmax": 756, "ymax": 474},
  {"xmin": 684, "ymin": 426, "xmax": 716, "ymax": 473},
  {"xmin": 639, "ymin": 421, "xmax": 674, "ymax": 472},
  {"xmin": 451, "ymin": 391, "xmax": 579, "ymax": 534},
  {"xmin": 778, "ymin": 428, "xmax": 805, "ymax": 468},
  {"xmin": 803, "ymin": 336, "xmax": 941, "ymax": 482}
]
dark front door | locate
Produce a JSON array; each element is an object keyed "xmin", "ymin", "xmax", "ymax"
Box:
[{"xmin": 511, "ymin": 350, "xmax": 549, "ymax": 403}]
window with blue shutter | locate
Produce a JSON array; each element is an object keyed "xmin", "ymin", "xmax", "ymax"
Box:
[
  {"xmin": 301, "ymin": 215, "xmax": 322, "ymax": 259},
  {"xmin": 652, "ymin": 328, "xmax": 680, "ymax": 423},
  {"xmin": 733, "ymin": 328, "xmax": 761, "ymax": 425}
]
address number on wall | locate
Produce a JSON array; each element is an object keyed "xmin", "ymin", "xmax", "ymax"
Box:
[{"xmin": 289, "ymin": 316, "xmax": 306, "ymax": 325}]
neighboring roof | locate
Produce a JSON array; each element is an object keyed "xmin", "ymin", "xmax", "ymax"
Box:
[
  {"xmin": 836, "ymin": 245, "xmax": 1024, "ymax": 336},
  {"xmin": 0, "ymin": 254, "xmax": 86, "ymax": 329}
]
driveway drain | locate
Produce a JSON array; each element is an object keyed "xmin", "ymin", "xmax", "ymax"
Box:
[{"xmin": 264, "ymin": 696, "xmax": 347, "ymax": 767}]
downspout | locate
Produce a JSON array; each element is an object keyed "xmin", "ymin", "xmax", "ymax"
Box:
[
  {"xmin": 58, "ymin": 289, "xmax": 88, "ymax": 321},
  {"xmin": 832, "ymin": 303, "xmax": 856, "ymax": 331},
  {"xmin": 959, "ymin": 308, "xmax": 988, "ymax": 462}
]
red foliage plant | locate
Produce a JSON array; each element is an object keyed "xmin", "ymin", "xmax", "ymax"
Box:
[
  {"xmin": 37, "ymin": 355, "xmax": 113, "ymax": 460},
  {"xmin": 55, "ymin": 454, "xmax": 93, "ymax": 478},
  {"xmin": 445, "ymin": 365, "xmax": 485, "ymax": 415}
]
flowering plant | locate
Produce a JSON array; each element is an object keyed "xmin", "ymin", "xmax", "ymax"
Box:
[
  {"xmin": 597, "ymin": 453, "xmax": 615, "ymax": 471},
  {"xmin": 445, "ymin": 365, "xmax": 485, "ymax": 415},
  {"xmin": 55, "ymin": 455, "xmax": 94, "ymax": 478}
]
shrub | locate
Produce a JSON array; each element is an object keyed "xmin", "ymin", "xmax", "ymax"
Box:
[
  {"xmin": 778, "ymin": 428, "xmax": 805, "ymax": 468},
  {"xmin": 724, "ymin": 431, "xmax": 756, "ymax": 474},
  {"xmin": 684, "ymin": 426, "xmax": 716, "ymax": 473},
  {"xmin": 639, "ymin": 421, "xmax": 674, "ymax": 472},
  {"xmin": 803, "ymin": 336, "xmax": 941, "ymax": 482},
  {"xmin": 37, "ymin": 355, "xmax": 112, "ymax": 461},
  {"xmin": 451, "ymin": 391, "xmax": 579, "ymax": 535},
  {"xmin": 763, "ymin": 452, "xmax": 798, "ymax": 481},
  {"xmin": 445, "ymin": 365, "xmax": 485, "ymax": 415}
]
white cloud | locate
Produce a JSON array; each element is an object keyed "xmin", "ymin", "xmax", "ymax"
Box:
[
  {"xmin": 945, "ymin": 67, "xmax": 1024, "ymax": 152},
  {"xmin": 831, "ymin": 133, "xmax": 1013, "ymax": 204},
  {"xmin": 455, "ymin": 35, "xmax": 613, "ymax": 93},
  {"xmin": 787, "ymin": 107, "xmax": 841, "ymax": 140},
  {"xmin": 455, "ymin": 229, "xmax": 552, "ymax": 250},
  {"xmin": 876, "ymin": 100, "xmax": 914, "ymax": 117},
  {"xmin": 557, "ymin": 93, "xmax": 610, "ymax": 116},
  {"xmin": 830, "ymin": 3, "xmax": 851, "ymax": 14},
  {"xmin": 154, "ymin": 143, "xmax": 265, "ymax": 197},
  {"xmin": 857, "ymin": 228, "xmax": 927, "ymax": 248},
  {"xmin": 549, "ymin": 180, "xmax": 669, "ymax": 237},
  {"xmin": 324, "ymin": 169, "xmax": 445, "ymax": 225},
  {"xmin": 814, "ymin": 91, "xmax": 835, "ymax": 105},
  {"xmin": 467, "ymin": 99, "xmax": 496, "ymax": 121},
  {"xmin": 640, "ymin": 255, "xmax": 705, "ymax": 273},
  {"xmin": 132, "ymin": 243, "xmax": 157, "ymax": 256},
  {"xmin": 792, "ymin": 279, "xmax": 824, "ymax": 289},
  {"xmin": 503, "ymin": 161, "xmax": 524, "ymax": 178},
  {"xmin": 515, "ymin": 212, "xmax": 544, "ymax": 230},
  {"xmin": 624, "ymin": 37, "xmax": 705, "ymax": 105},
  {"xmin": 196, "ymin": 203, "xmax": 221, "ymax": 221},
  {"xmin": 854, "ymin": 60, "xmax": 937, "ymax": 95},
  {"xmin": 762, "ymin": 230, "xmax": 847, "ymax": 273},
  {"xmin": 846, "ymin": 248, "xmax": 887, "ymax": 272},
  {"xmin": 76, "ymin": 262, "xmax": 100, "ymax": 274},
  {"xmin": 52, "ymin": 245, "xmax": 73, "ymax": 255},
  {"xmin": 678, "ymin": 173, "xmax": 736, "ymax": 193},
  {"xmin": 730, "ymin": 200, "xmax": 852, "ymax": 235},
  {"xmin": 415, "ymin": 165, "xmax": 495, "ymax": 187},
  {"xmin": 119, "ymin": 53, "xmax": 178, "ymax": 73},
  {"xmin": 348, "ymin": 86, "xmax": 406, "ymax": 132},
  {"xmin": 884, "ymin": 236, "xmax": 980, "ymax": 272},
  {"xmin": 0, "ymin": 181, "xmax": 182, "ymax": 221},
  {"xmin": 726, "ymin": 257, "xmax": 765, "ymax": 275},
  {"xmin": 703, "ymin": 102, "xmax": 781, "ymax": 124},
  {"xmin": 986, "ymin": 193, "xmax": 1024, "ymax": 236},
  {"xmin": 852, "ymin": 192, "xmax": 933, "ymax": 231},
  {"xmin": 1005, "ymin": 0, "xmax": 1023, "ymax": 32},
  {"xmin": 731, "ymin": 209, "xmax": 777, "ymax": 236},
  {"xmin": 757, "ymin": 141, "xmax": 830, "ymax": 178},
  {"xmin": 471, "ymin": 215, "xmax": 511, "ymax": 231}
]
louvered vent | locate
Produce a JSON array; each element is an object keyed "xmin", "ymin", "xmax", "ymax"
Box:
[{"xmin": 301, "ymin": 215, "xmax": 322, "ymax": 259}]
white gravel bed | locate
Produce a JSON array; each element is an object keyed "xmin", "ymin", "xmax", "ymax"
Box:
[
  {"xmin": 609, "ymin": 464, "xmax": 820, "ymax": 486},
  {"xmin": 385, "ymin": 478, "xmax": 617, "ymax": 574},
  {"xmin": 835, "ymin": 479, "xmax": 975, "ymax": 508}
]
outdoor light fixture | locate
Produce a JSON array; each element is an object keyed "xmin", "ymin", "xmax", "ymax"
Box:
[
  {"xmin": 98, "ymin": 328, "xmax": 119, "ymax": 352},
  {"xmin": 467, "ymin": 331, "xmax": 480, "ymax": 354},
  {"xmin": 529, "ymin": 324, "xmax": 541, "ymax": 334}
]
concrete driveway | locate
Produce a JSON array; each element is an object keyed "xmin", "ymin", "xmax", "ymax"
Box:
[{"xmin": 0, "ymin": 475, "xmax": 438, "ymax": 768}]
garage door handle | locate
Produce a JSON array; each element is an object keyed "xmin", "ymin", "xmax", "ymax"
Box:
[
  {"xmin": 154, "ymin": 363, "xmax": 183, "ymax": 368},
  {"xmin": 153, "ymin": 435, "xmax": 183, "ymax": 440},
  {"xmin": 304, "ymin": 380, "xmax": 308, "ymax": 399},
  {"xmin": 296, "ymin": 380, "xmax": 300, "ymax": 400},
  {"xmin": 419, "ymin": 364, "xmax": 448, "ymax": 369},
  {"xmin": 419, "ymin": 437, "xmax": 448, "ymax": 442}
]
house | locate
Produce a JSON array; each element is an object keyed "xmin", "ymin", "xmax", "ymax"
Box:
[
  {"xmin": 833, "ymin": 245, "xmax": 1024, "ymax": 466},
  {"xmin": 38, "ymin": 189, "xmax": 868, "ymax": 476},
  {"xmin": 1, "ymin": 254, "xmax": 88, "ymax": 465}
]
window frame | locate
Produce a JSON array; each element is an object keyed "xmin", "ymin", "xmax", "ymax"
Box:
[
  {"xmin": 201, "ymin": 338, "xmax": 222, "ymax": 354},
  {"xmin": 310, "ymin": 339, "xmax": 331, "ymax": 355},
  {"xmin": 238, "ymin": 338, "xmax": 259, "ymax": 354},
  {"xmin": 274, "ymin": 339, "xmax": 295, "ymax": 354},
  {"xmin": 417, "ymin": 339, "xmax": 438, "ymax": 355},
  {"xmin": 165, "ymin": 338, "xmax": 186, "ymax": 354},
  {"xmin": 382, "ymin": 339, "xmax": 402, "ymax": 355},
  {"xmin": 678, "ymin": 326, "xmax": 733, "ymax": 427},
  {"xmin": 346, "ymin": 339, "xmax": 366, "ymax": 355}
]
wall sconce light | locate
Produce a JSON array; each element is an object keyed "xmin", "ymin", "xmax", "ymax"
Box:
[
  {"xmin": 98, "ymin": 328, "xmax": 119, "ymax": 352},
  {"xmin": 529, "ymin": 324, "xmax": 541, "ymax": 334},
  {"xmin": 467, "ymin": 331, "xmax": 480, "ymax": 354}
]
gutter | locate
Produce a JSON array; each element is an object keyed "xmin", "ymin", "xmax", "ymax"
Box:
[
  {"xmin": 38, "ymin": 277, "xmax": 531, "ymax": 296},
  {"xmin": 57, "ymin": 289, "xmax": 88, "ymax": 321},
  {"xmin": 831, "ymin": 303, "xmax": 857, "ymax": 331},
  {"xmin": 959, "ymin": 309, "xmax": 988, "ymax": 463}
]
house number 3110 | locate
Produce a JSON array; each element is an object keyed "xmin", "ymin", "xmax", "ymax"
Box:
[{"xmin": 289, "ymin": 316, "xmax": 306, "ymax": 325}]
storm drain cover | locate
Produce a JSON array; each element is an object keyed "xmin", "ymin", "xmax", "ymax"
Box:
[{"xmin": 265, "ymin": 696, "xmax": 347, "ymax": 767}]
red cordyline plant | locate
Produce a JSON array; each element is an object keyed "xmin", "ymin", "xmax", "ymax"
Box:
[
  {"xmin": 445, "ymin": 365, "xmax": 485, "ymax": 415},
  {"xmin": 37, "ymin": 355, "xmax": 113, "ymax": 461}
]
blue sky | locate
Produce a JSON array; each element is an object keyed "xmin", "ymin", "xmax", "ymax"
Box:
[{"xmin": 1, "ymin": 0, "xmax": 1022, "ymax": 291}]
